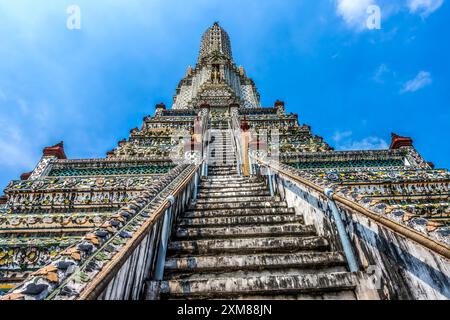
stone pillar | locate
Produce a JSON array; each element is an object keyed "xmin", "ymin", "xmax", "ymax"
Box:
[
  {"xmin": 155, "ymin": 103, "xmax": 166, "ymax": 116},
  {"xmin": 275, "ymin": 100, "xmax": 285, "ymax": 115},
  {"xmin": 241, "ymin": 119, "xmax": 251, "ymax": 176}
]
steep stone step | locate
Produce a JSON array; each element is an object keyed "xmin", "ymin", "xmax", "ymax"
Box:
[
  {"xmin": 183, "ymin": 207, "xmax": 295, "ymax": 218},
  {"xmin": 197, "ymin": 190, "xmax": 270, "ymax": 198},
  {"xmin": 208, "ymin": 165, "xmax": 237, "ymax": 170},
  {"xmin": 168, "ymin": 236, "xmax": 329, "ymax": 255},
  {"xmin": 175, "ymin": 224, "xmax": 316, "ymax": 240},
  {"xmin": 207, "ymin": 170, "xmax": 238, "ymax": 176},
  {"xmin": 199, "ymin": 182, "xmax": 266, "ymax": 189},
  {"xmin": 207, "ymin": 161, "xmax": 237, "ymax": 166},
  {"xmin": 164, "ymin": 252, "xmax": 346, "ymax": 274},
  {"xmin": 201, "ymin": 176, "xmax": 260, "ymax": 182},
  {"xmin": 178, "ymin": 214, "xmax": 303, "ymax": 227},
  {"xmin": 158, "ymin": 272, "xmax": 357, "ymax": 299},
  {"xmin": 192, "ymin": 200, "xmax": 286, "ymax": 210},
  {"xmin": 195, "ymin": 196, "xmax": 277, "ymax": 204},
  {"xmin": 198, "ymin": 186, "xmax": 267, "ymax": 194},
  {"xmin": 208, "ymin": 165, "xmax": 237, "ymax": 169}
]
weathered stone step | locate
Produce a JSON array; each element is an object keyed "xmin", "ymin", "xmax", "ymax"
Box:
[
  {"xmin": 164, "ymin": 251, "xmax": 346, "ymax": 274},
  {"xmin": 158, "ymin": 272, "xmax": 357, "ymax": 299},
  {"xmin": 168, "ymin": 236, "xmax": 329, "ymax": 255},
  {"xmin": 197, "ymin": 190, "xmax": 270, "ymax": 198},
  {"xmin": 199, "ymin": 182, "xmax": 265, "ymax": 189},
  {"xmin": 191, "ymin": 201, "xmax": 287, "ymax": 211},
  {"xmin": 178, "ymin": 214, "xmax": 303, "ymax": 228},
  {"xmin": 195, "ymin": 196, "xmax": 277, "ymax": 204},
  {"xmin": 201, "ymin": 176, "xmax": 260, "ymax": 182},
  {"xmin": 207, "ymin": 170, "xmax": 238, "ymax": 176},
  {"xmin": 198, "ymin": 186, "xmax": 267, "ymax": 194},
  {"xmin": 183, "ymin": 207, "xmax": 295, "ymax": 218},
  {"xmin": 200, "ymin": 178, "xmax": 262, "ymax": 184},
  {"xmin": 175, "ymin": 224, "xmax": 315, "ymax": 240},
  {"xmin": 207, "ymin": 161, "xmax": 237, "ymax": 166},
  {"xmin": 208, "ymin": 164, "xmax": 236, "ymax": 172},
  {"xmin": 208, "ymin": 165, "xmax": 237, "ymax": 170}
]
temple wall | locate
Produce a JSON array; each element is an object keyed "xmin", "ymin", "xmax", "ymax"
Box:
[{"xmin": 271, "ymin": 173, "xmax": 450, "ymax": 300}]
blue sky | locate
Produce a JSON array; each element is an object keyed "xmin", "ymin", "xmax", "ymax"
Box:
[{"xmin": 0, "ymin": 0, "xmax": 449, "ymax": 190}]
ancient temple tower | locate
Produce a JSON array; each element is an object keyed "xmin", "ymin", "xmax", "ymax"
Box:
[{"xmin": 1, "ymin": 23, "xmax": 449, "ymax": 300}]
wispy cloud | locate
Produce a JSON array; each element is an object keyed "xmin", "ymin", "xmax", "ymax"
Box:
[
  {"xmin": 333, "ymin": 130, "xmax": 353, "ymax": 142},
  {"xmin": 373, "ymin": 63, "xmax": 391, "ymax": 83},
  {"xmin": 335, "ymin": 0, "xmax": 444, "ymax": 31},
  {"xmin": 335, "ymin": 0, "xmax": 375, "ymax": 30},
  {"xmin": 333, "ymin": 130, "xmax": 388, "ymax": 150},
  {"xmin": 408, "ymin": 0, "xmax": 444, "ymax": 17},
  {"xmin": 400, "ymin": 71, "xmax": 432, "ymax": 93}
]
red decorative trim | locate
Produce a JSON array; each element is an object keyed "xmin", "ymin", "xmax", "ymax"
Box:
[
  {"xmin": 43, "ymin": 141, "xmax": 67, "ymax": 159},
  {"xmin": 130, "ymin": 127, "xmax": 139, "ymax": 134},
  {"xmin": 427, "ymin": 162, "xmax": 435, "ymax": 169},
  {"xmin": 390, "ymin": 133, "xmax": 413, "ymax": 149},
  {"xmin": 0, "ymin": 196, "xmax": 7, "ymax": 204},
  {"xmin": 20, "ymin": 172, "xmax": 32, "ymax": 180},
  {"xmin": 118, "ymin": 139, "xmax": 127, "ymax": 147},
  {"xmin": 106, "ymin": 150, "xmax": 115, "ymax": 157}
]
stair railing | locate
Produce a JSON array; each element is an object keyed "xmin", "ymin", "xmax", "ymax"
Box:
[
  {"xmin": 250, "ymin": 154, "xmax": 359, "ymax": 272},
  {"xmin": 249, "ymin": 154, "xmax": 450, "ymax": 267}
]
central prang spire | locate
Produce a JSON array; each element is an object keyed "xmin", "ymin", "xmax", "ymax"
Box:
[
  {"xmin": 198, "ymin": 22, "xmax": 233, "ymax": 64},
  {"xmin": 171, "ymin": 22, "xmax": 260, "ymax": 110}
]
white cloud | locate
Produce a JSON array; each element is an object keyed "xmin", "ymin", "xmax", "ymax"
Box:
[
  {"xmin": 333, "ymin": 130, "xmax": 353, "ymax": 142},
  {"xmin": 408, "ymin": 0, "xmax": 444, "ymax": 17},
  {"xmin": 333, "ymin": 131, "xmax": 388, "ymax": 150},
  {"xmin": 400, "ymin": 71, "xmax": 432, "ymax": 93},
  {"xmin": 335, "ymin": 0, "xmax": 444, "ymax": 31},
  {"xmin": 373, "ymin": 63, "xmax": 390, "ymax": 83},
  {"xmin": 336, "ymin": 0, "xmax": 376, "ymax": 30},
  {"xmin": 340, "ymin": 136, "xmax": 389, "ymax": 150}
]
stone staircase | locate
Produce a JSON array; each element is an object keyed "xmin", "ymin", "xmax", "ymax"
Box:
[{"xmin": 146, "ymin": 129, "xmax": 357, "ymax": 300}]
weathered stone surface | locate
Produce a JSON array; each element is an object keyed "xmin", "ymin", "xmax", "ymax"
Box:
[
  {"xmin": 175, "ymin": 223, "xmax": 316, "ymax": 239},
  {"xmin": 165, "ymin": 252, "xmax": 347, "ymax": 273},
  {"xmin": 178, "ymin": 214, "xmax": 303, "ymax": 227},
  {"xmin": 168, "ymin": 236, "xmax": 330, "ymax": 255},
  {"xmin": 160, "ymin": 272, "xmax": 357, "ymax": 299},
  {"xmin": 183, "ymin": 207, "xmax": 295, "ymax": 218}
]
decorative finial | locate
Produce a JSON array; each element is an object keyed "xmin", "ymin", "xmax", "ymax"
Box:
[
  {"xmin": 43, "ymin": 141, "xmax": 67, "ymax": 159},
  {"xmin": 390, "ymin": 133, "xmax": 413, "ymax": 149}
]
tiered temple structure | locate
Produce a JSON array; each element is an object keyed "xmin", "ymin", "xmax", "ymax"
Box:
[{"xmin": 1, "ymin": 23, "xmax": 449, "ymax": 300}]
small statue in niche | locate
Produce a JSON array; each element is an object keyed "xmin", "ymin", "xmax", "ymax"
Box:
[{"xmin": 211, "ymin": 64, "xmax": 221, "ymax": 83}]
